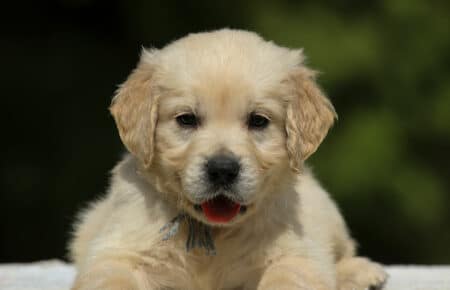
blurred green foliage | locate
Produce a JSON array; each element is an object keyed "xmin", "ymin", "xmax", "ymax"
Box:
[
  {"xmin": 258, "ymin": 0, "xmax": 450, "ymax": 263},
  {"xmin": 1, "ymin": 0, "xmax": 449, "ymax": 264}
]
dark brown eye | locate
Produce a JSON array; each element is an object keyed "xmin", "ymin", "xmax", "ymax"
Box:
[
  {"xmin": 176, "ymin": 113, "xmax": 198, "ymax": 128},
  {"xmin": 248, "ymin": 113, "xmax": 270, "ymax": 129}
]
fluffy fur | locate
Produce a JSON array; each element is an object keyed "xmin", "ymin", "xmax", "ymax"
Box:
[{"xmin": 69, "ymin": 29, "xmax": 387, "ymax": 290}]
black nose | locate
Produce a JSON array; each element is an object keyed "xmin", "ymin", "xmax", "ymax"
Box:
[{"xmin": 206, "ymin": 154, "xmax": 240, "ymax": 186}]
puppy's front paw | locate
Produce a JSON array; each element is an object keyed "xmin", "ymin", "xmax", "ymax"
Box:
[
  {"xmin": 337, "ymin": 257, "xmax": 388, "ymax": 290},
  {"xmin": 71, "ymin": 264, "xmax": 141, "ymax": 290},
  {"xmin": 257, "ymin": 256, "xmax": 333, "ymax": 290},
  {"xmin": 72, "ymin": 276, "xmax": 138, "ymax": 290}
]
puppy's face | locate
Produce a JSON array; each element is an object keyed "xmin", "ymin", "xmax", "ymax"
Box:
[
  {"xmin": 154, "ymin": 73, "xmax": 291, "ymax": 225},
  {"xmin": 110, "ymin": 30, "xmax": 336, "ymax": 226}
]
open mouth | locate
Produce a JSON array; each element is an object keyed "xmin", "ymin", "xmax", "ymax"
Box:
[{"xmin": 199, "ymin": 195, "xmax": 242, "ymax": 223}]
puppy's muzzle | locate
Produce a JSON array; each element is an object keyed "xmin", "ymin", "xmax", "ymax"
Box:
[{"xmin": 205, "ymin": 154, "xmax": 240, "ymax": 188}]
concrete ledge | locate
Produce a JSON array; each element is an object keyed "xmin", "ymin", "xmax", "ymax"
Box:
[
  {"xmin": 0, "ymin": 260, "xmax": 75, "ymax": 290},
  {"xmin": 1, "ymin": 260, "xmax": 450, "ymax": 290}
]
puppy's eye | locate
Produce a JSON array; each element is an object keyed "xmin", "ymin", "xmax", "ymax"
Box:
[
  {"xmin": 248, "ymin": 113, "xmax": 270, "ymax": 130},
  {"xmin": 176, "ymin": 113, "xmax": 198, "ymax": 128}
]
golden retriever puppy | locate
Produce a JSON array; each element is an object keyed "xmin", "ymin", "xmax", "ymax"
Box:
[{"xmin": 69, "ymin": 29, "xmax": 387, "ymax": 290}]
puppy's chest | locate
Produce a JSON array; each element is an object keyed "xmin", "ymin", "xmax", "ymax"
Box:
[
  {"xmin": 185, "ymin": 249, "xmax": 264, "ymax": 290},
  {"xmin": 156, "ymin": 221, "xmax": 271, "ymax": 289}
]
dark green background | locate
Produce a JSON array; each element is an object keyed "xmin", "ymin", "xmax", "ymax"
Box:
[{"xmin": 1, "ymin": 0, "xmax": 449, "ymax": 264}]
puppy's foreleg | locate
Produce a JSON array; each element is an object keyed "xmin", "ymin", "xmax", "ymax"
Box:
[
  {"xmin": 257, "ymin": 256, "xmax": 334, "ymax": 290},
  {"xmin": 71, "ymin": 257, "xmax": 155, "ymax": 290},
  {"xmin": 336, "ymin": 256, "xmax": 387, "ymax": 290}
]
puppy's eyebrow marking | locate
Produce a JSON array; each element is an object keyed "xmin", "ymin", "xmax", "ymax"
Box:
[
  {"xmin": 249, "ymin": 108, "xmax": 280, "ymax": 122},
  {"xmin": 174, "ymin": 105, "xmax": 197, "ymax": 113},
  {"xmin": 159, "ymin": 95, "xmax": 198, "ymax": 113},
  {"xmin": 250, "ymin": 99, "xmax": 284, "ymax": 119},
  {"xmin": 249, "ymin": 110, "xmax": 272, "ymax": 120}
]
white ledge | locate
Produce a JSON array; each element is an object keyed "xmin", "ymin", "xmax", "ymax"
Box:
[{"xmin": 1, "ymin": 260, "xmax": 450, "ymax": 290}]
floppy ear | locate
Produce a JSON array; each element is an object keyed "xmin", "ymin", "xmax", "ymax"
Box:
[
  {"xmin": 110, "ymin": 50, "xmax": 159, "ymax": 168},
  {"xmin": 285, "ymin": 67, "xmax": 337, "ymax": 171}
]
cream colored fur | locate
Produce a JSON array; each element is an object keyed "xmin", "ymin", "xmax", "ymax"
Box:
[{"xmin": 69, "ymin": 29, "xmax": 387, "ymax": 290}]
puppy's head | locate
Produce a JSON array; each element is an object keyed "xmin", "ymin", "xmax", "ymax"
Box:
[{"xmin": 110, "ymin": 30, "xmax": 336, "ymax": 226}]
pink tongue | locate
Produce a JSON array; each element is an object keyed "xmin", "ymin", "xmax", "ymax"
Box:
[{"xmin": 201, "ymin": 195, "xmax": 241, "ymax": 223}]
